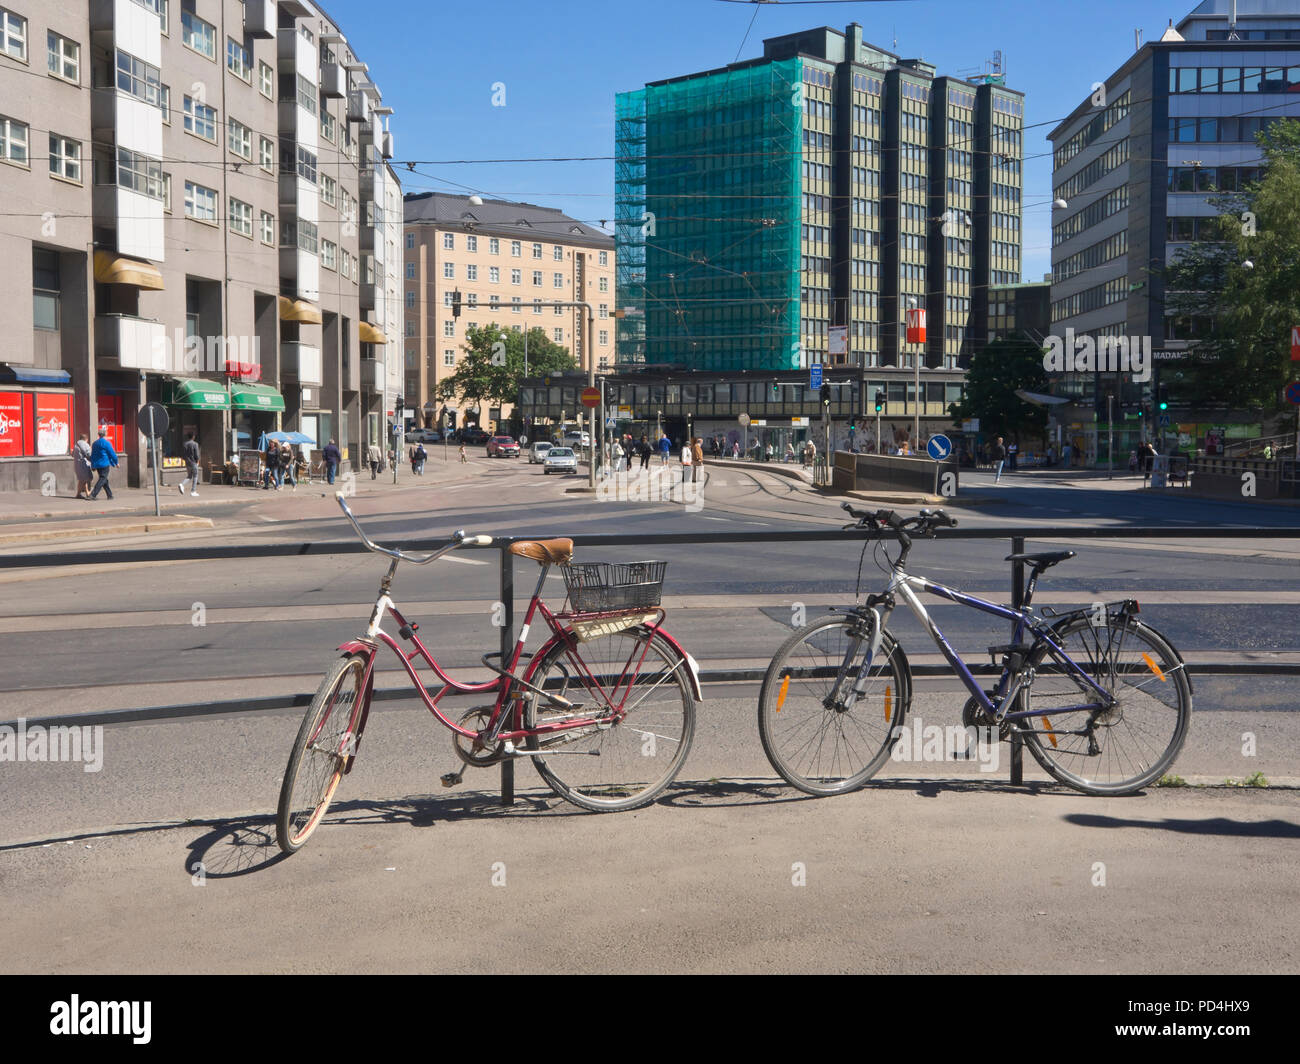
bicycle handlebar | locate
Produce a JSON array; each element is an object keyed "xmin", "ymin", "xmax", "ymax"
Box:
[
  {"xmin": 335, "ymin": 493, "xmax": 494, "ymax": 564},
  {"xmin": 840, "ymin": 502, "xmax": 958, "ymax": 535}
]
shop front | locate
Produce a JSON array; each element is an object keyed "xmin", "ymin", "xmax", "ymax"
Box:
[
  {"xmin": 161, "ymin": 379, "xmax": 230, "ymax": 479},
  {"xmin": 0, "ymin": 369, "xmax": 77, "ymax": 492},
  {"xmin": 230, "ymin": 383, "xmax": 286, "ymax": 459}
]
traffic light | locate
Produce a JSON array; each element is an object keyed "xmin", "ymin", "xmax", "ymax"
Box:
[
  {"xmin": 820, "ymin": 383, "xmax": 831, "ymax": 407},
  {"xmin": 451, "ymin": 290, "xmax": 462, "ymax": 318},
  {"xmin": 395, "ymin": 396, "xmax": 404, "ymax": 412},
  {"xmin": 848, "ymin": 418, "xmax": 856, "ymax": 432},
  {"xmin": 770, "ymin": 380, "xmax": 780, "ymax": 398},
  {"xmin": 1157, "ymin": 384, "xmax": 1169, "ymax": 411},
  {"xmin": 874, "ymin": 390, "xmax": 885, "ymax": 414}
]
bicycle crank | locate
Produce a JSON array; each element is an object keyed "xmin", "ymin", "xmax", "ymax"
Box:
[
  {"xmin": 451, "ymin": 706, "xmax": 508, "ymax": 769},
  {"xmin": 962, "ymin": 693, "xmax": 1011, "ymax": 740}
]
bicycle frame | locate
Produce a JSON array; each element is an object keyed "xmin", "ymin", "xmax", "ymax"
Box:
[{"xmin": 859, "ymin": 563, "xmax": 1117, "ymax": 724}]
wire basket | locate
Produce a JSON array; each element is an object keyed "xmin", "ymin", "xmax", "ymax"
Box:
[{"xmin": 561, "ymin": 561, "xmax": 667, "ymax": 613}]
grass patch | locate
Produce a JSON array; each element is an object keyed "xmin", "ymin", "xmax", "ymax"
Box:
[
  {"xmin": 1224, "ymin": 771, "xmax": 1269, "ymax": 788},
  {"xmin": 1155, "ymin": 774, "xmax": 1189, "ymax": 788}
]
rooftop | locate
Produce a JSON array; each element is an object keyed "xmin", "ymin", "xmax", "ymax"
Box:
[{"xmin": 403, "ymin": 192, "xmax": 612, "ymax": 245}]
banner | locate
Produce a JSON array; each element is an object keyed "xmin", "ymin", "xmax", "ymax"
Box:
[
  {"xmin": 0, "ymin": 391, "xmax": 23, "ymax": 458},
  {"xmin": 35, "ymin": 394, "xmax": 72, "ymax": 457}
]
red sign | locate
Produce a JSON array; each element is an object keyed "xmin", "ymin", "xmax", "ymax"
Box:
[
  {"xmin": 0, "ymin": 391, "xmax": 23, "ymax": 458},
  {"xmin": 35, "ymin": 393, "xmax": 72, "ymax": 456},
  {"xmin": 1291, "ymin": 326, "xmax": 1300, "ymax": 361},
  {"xmin": 225, "ymin": 360, "xmax": 263, "ymax": 382},
  {"xmin": 580, "ymin": 387, "xmax": 601, "ymax": 409},
  {"xmin": 97, "ymin": 394, "xmax": 125, "ymax": 453},
  {"xmin": 906, "ymin": 308, "xmax": 927, "ymax": 345}
]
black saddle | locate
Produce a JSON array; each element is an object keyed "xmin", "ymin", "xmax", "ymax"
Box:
[{"xmin": 1004, "ymin": 551, "xmax": 1076, "ymax": 570}]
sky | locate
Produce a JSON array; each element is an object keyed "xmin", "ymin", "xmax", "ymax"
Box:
[{"xmin": 325, "ymin": 0, "xmax": 1212, "ymax": 280}]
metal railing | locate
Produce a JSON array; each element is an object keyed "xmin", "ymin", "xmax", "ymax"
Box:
[{"xmin": 3, "ymin": 523, "xmax": 1298, "ymax": 800}]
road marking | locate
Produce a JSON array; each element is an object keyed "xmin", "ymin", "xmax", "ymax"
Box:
[
  {"xmin": 702, "ymin": 516, "xmax": 732, "ymax": 522},
  {"xmin": 258, "ymin": 515, "xmax": 277, "ymax": 523},
  {"xmin": 439, "ymin": 554, "xmax": 489, "ymax": 566}
]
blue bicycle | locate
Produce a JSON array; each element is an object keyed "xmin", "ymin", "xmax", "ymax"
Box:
[{"xmin": 758, "ymin": 506, "xmax": 1192, "ymax": 796}]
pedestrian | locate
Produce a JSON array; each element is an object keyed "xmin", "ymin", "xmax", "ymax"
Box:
[
  {"xmin": 414, "ymin": 443, "xmax": 427, "ymax": 475},
  {"xmin": 1007, "ymin": 441, "xmax": 1018, "ymax": 471},
  {"xmin": 1140, "ymin": 440, "xmax": 1157, "ymax": 474},
  {"xmin": 1128, "ymin": 449, "xmax": 1139, "ymax": 474},
  {"xmin": 88, "ymin": 426, "xmax": 118, "ymax": 500},
  {"xmin": 691, "ymin": 436, "xmax": 704, "ymax": 484},
  {"xmin": 638, "ymin": 434, "xmax": 652, "ymax": 471},
  {"xmin": 1046, "ymin": 444, "xmax": 1057, "ymax": 468},
  {"xmin": 177, "ymin": 431, "xmax": 201, "ymax": 497},
  {"xmin": 72, "ymin": 433, "xmax": 94, "ymax": 499},
  {"xmin": 612, "ymin": 439, "xmax": 625, "ymax": 472},
  {"xmin": 658, "ymin": 433, "xmax": 671, "ymax": 466},
  {"xmin": 765, "ymin": 441, "xmax": 774, "ymax": 462},
  {"xmin": 282, "ymin": 444, "xmax": 298, "ymax": 489},
  {"xmin": 1062, "ymin": 442, "xmax": 1072, "ymax": 467},
  {"xmin": 458, "ymin": 443, "xmax": 467, "ymax": 464},
  {"xmin": 263, "ymin": 440, "xmax": 279, "ymax": 489},
  {"xmin": 680, "ymin": 439, "xmax": 692, "ymax": 484},
  {"xmin": 367, "ymin": 442, "xmax": 382, "ymax": 479},
  {"xmin": 784, "ymin": 442, "xmax": 795, "ymax": 462},
  {"xmin": 323, "ymin": 438, "xmax": 341, "ymax": 485},
  {"xmin": 989, "ymin": 435, "xmax": 1007, "ymax": 483}
]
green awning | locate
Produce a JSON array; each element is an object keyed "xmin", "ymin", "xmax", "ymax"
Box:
[
  {"xmin": 230, "ymin": 384, "xmax": 286, "ymax": 412},
  {"xmin": 165, "ymin": 379, "xmax": 231, "ymax": 411}
]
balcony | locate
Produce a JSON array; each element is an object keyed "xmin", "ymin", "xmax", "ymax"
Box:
[
  {"xmin": 382, "ymin": 131, "xmax": 394, "ymax": 159},
  {"xmin": 281, "ymin": 341, "xmax": 323, "ymax": 386},
  {"xmin": 95, "ymin": 314, "xmax": 168, "ymax": 372},
  {"xmin": 320, "ymin": 62, "xmax": 347, "ymax": 99},
  {"xmin": 244, "ymin": 0, "xmax": 275, "ymax": 38},
  {"xmin": 361, "ymin": 358, "xmax": 384, "ymax": 391},
  {"xmin": 347, "ymin": 88, "xmax": 370, "ymax": 124},
  {"xmin": 91, "ymin": 0, "xmax": 162, "ymax": 60},
  {"xmin": 359, "ymin": 281, "xmax": 379, "ymax": 311},
  {"xmin": 93, "ymin": 184, "xmax": 165, "ymax": 262}
]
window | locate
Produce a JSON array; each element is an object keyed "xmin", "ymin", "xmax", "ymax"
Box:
[
  {"xmin": 405, "ymin": 292, "xmax": 415, "ymax": 309},
  {"xmin": 511, "ymin": 269, "xmax": 521, "ymax": 285},
  {"xmin": 599, "ymin": 251, "xmax": 608, "ymax": 266},
  {"xmin": 599, "ymin": 276, "xmax": 609, "ymax": 292},
  {"xmin": 405, "ymin": 262, "xmax": 415, "ymax": 280},
  {"xmin": 467, "ymin": 293, "xmax": 477, "ymax": 308},
  {"xmin": 553, "ymin": 328, "xmax": 563, "ymax": 342},
  {"xmin": 229, "ymin": 196, "xmax": 252, "ymax": 237},
  {"xmin": 443, "ymin": 262, "xmax": 454, "ymax": 279},
  {"xmin": 295, "ymin": 72, "xmax": 315, "ymax": 114},
  {"xmin": 117, "ymin": 51, "xmax": 163, "ymax": 109},
  {"xmin": 321, "ymin": 239, "xmax": 337, "ymax": 269},
  {"xmin": 443, "ymin": 320, "xmax": 455, "ymax": 337},
  {"xmin": 184, "ymin": 95, "xmax": 217, "ymax": 141},
  {"xmin": 511, "ymin": 240, "xmax": 521, "ymax": 257},
  {"xmin": 259, "ymin": 135, "xmax": 274, "ymax": 172},
  {"xmin": 1, "ymin": 7, "xmax": 25, "ymax": 61},
  {"xmin": 160, "ymin": 84, "xmax": 170, "ymax": 123},
  {"xmin": 259, "ymin": 60, "xmax": 273, "ymax": 98},
  {"xmin": 599, "ymin": 330, "xmax": 608, "ymax": 346},
  {"xmin": 599, "ymin": 303, "xmax": 608, "ymax": 319},
  {"xmin": 181, "ymin": 7, "xmax": 216, "ymax": 60},
  {"xmin": 260, "ymin": 210, "xmax": 274, "ymax": 245},
  {"xmin": 33, "ymin": 249, "xmax": 59, "ymax": 331},
  {"xmin": 340, "ymin": 248, "xmax": 351, "ymax": 277},
  {"xmin": 443, "ymin": 292, "xmax": 453, "ymax": 307},
  {"xmin": 296, "ymin": 145, "xmax": 316, "ymax": 183},
  {"xmin": 532, "ymin": 271, "xmax": 542, "ymax": 286},
  {"xmin": 2, "ymin": 115, "xmax": 29, "ymax": 165},
  {"xmin": 161, "ymin": 171, "xmax": 170, "ymax": 212},
  {"xmin": 551, "ymin": 272, "xmax": 562, "ymax": 289},
  {"xmin": 226, "ymin": 36, "xmax": 250, "ymax": 81},
  {"xmin": 47, "ymin": 32, "xmax": 78, "ymax": 82},
  {"xmin": 184, "ymin": 180, "xmax": 217, "ymax": 222},
  {"xmin": 467, "ymin": 235, "xmax": 478, "ymax": 252},
  {"xmin": 48, "ymin": 134, "xmax": 80, "ymax": 181},
  {"xmin": 406, "ymin": 233, "xmax": 414, "ymax": 250},
  {"xmin": 553, "ymin": 246, "xmax": 563, "ymax": 261},
  {"xmin": 227, "ymin": 117, "xmax": 251, "ymax": 159},
  {"xmin": 489, "ymin": 266, "xmax": 500, "ymax": 283},
  {"xmin": 553, "ymin": 304, "xmax": 562, "ymax": 316},
  {"xmin": 532, "ymin": 242, "xmax": 542, "ymax": 259},
  {"xmin": 443, "ymin": 350, "xmax": 455, "ymax": 367},
  {"xmin": 321, "ymin": 174, "xmax": 336, "ymax": 205},
  {"xmin": 511, "ymin": 297, "xmax": 521, "ymax": 312},
  {"xmin": 320, "ymin": 105, "xmax": 335, "ymax": 143},
  {"xmin": 443, "ymin": 232, "xmax": 454, "ymax": 250},
  {"xmin": 489, "ymin": 237, "xmax": 499, "ymax": 254},
  {"xmin": 533, "ymin": 300, "xmax": 542, "ymax": 315}
]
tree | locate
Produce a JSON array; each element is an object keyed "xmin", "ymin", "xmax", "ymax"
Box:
[
  {"xmin": 1163, "ymin": 119, "xmax": 1300, "ymax": 411},
  {"xmin": 948, "ymin": 337, "xmax": 1049, "ymax": 444},
  {"xmin": 435, "ymin": 324, "xmax": 577, "ymax": 424}
]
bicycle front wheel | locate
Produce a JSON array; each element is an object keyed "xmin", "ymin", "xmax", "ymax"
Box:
[
  {"xmin": 276, "ymin": 652, "xmax": 369, "ymax": 854},
  {"xmin": 1019, "ymin": 616, "xmax": 1192, "ymax": 795},
  {"xmin": 759, "ymin": 615, "xmax": 911, "ymax": 796},
  {"xmin": 525, "ymin": 626, "xmax": 695, "ymax": 811}
]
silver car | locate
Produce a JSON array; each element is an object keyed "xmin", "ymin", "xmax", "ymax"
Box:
[
  {"xmin": 542, "ymin": 446, "xmax": 578, "ymax": 475},
  {"xmin": 529, "ymin": 440, "xmax": 553, "ymax": 464}
]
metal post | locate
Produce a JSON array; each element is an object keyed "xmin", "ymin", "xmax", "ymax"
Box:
[
  {"xmin": 876, "ymin": 409, "xmax": 882, "ymax": 455},
  {"xmin": 1009, "ymin": 535, "xmax": 1025, "ymax": 786},
  {"xmin": 499, "ymin": 546, "xmax": 515, "ymax": 806},
  {"xmin": 1107, "ymin": 394, "xmax": 1114, "ymax": 480},
  {"xmin": 150, "ymin": 434, "xmax": 161, "ymax": 517},
  {"xmin": 913, "ymin": 352, "xmax": 920, "ymax": 454},
  {"xmin": 587, "ymin": 305, "xmax": 596, "ymax": 489}
]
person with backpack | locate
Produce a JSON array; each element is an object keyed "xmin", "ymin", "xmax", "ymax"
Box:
[{"xmin": 177, "ymin": 432, "xmax": 201, "ymax": 497}]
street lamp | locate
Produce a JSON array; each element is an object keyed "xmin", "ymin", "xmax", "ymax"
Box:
[{"xmin": 907, "ymin": 296, "xmax": 920, "ymax": 451}]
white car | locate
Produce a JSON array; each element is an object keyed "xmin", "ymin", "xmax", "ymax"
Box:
[
  {"xmin": 543, "ymin": 446, "xmax": 578, "ymax": 475},
  {"xmin": 564, "ymin": 431, "xmax": 591, "ymax": 448},
  {"xmin": 529, "ymin": 440, "xmax": 553, "ymax": 464}
]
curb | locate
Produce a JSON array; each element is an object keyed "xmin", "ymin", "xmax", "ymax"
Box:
[{"xmin": 0, "ymin": 517, "xmax": 214, "ymax": 545}]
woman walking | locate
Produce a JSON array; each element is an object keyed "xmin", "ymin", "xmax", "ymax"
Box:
[{"xmin": 72, "ymin": 434, "xmax": 93, "ymax": 499}]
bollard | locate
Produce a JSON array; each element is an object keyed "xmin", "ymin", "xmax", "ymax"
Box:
[
  {"xmin": 499, "ymin": 545, "xmax": 515, "ymax": 806},
  {"xmin": 1009, "ymin": 535, "xmax": 1026, "ymax": 787}
]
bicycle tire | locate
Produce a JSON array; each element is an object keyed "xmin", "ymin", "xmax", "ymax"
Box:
[
  {"xmin": 1018, "ymin": 616, "xmax": 1192, "ymax": 795},
  {"xmin": 276, "ymin": 652, "xmax": 369, "ymax": 854},
  {"xmin": 524, "ymin": 626, "xmax": 695, "ymax": 812},
  {"xmin": 758, "ymin": 614, "xmax": 911, "ymax": 796}
]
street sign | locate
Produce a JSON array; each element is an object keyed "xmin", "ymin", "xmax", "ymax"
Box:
[
  {"xmin": 617, "ymin": 404, "xmax": 634, "ymax": 419},
  {"xmin": 580, "ymin": 387, "xmax": 601, "ymax": 409},
  {"xmin": 519, "ymin": 435, "xmax": 529, "ymax": 446},
  {"xmin": 1291, "ymin": 327, "xmax": 1300, "ymax": 361},
  {"xmin": 927, "ymin": 434, "xmax": 953, "ymax": 462},
  {"xmin": 828, "ymin": 326, "xmax": 847, "ymax": 357},
  {"xmin": 137, "ymin": 402, "xmax": 168, "ymax": 439},
  {"xmin": 738, "ymin": 413, "xmax": 751, "ymax": 427},
  {"xmin": 809, "ymin": 363, "xmax": 823, "ymax": 390},
  {"xmin": 1286, "ymin": 382, "xmax": 1300, "ymax": 406},
  {"xmin": 906, "ymin": 308, "xmax": 927, "ymax": 344}
]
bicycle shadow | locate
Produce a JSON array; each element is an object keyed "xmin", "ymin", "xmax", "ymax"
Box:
[{"xmin": 1063, "ymin": 813, "xmax": 1300, "ymax": 839}]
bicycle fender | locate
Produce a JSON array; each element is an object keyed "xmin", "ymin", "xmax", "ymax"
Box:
[
  {"xmin": 649, "ymin": 627, "xmax": 705, "ymax": 702},
  {"xmin": 336, "ymin": 642, "xmax": 378, "ymax": 773}
]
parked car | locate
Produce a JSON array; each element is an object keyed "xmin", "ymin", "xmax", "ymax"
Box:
[
  {"xmin": 459, "ymin": 427, "xmax": 490, "ymax": 446},
  {"xmin": 563, "ymin": 430, "xmax": 591, "ymax": 448},
  {"xmin": 404, "ymin": 428, "xmax": 442, "ymax": 444},
  {"xmin": 542, "ymin": 446, "xmax": 578, "ymax": 475},
  {"xmin": 487, "ymin": 435, "xmax": 520, "ymax": 458},
  {"xmin": 529, "ymin": 440, "xmax": 553, "ymax": 464}
]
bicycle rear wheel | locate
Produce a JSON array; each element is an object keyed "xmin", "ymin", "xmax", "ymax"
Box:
[
  {"xmin": 524, "ymin": 626, "xmax": 695, "ymax": 811},
  {"xmin": 1018, "ymin": 616, "xmax": 1191, "ymax": 795},
  {"xmin": 758, "ymin": 615, "xmax": 911, "ymax": 796},
  {"xmin": 276, "ymin": 652, "xmax": 369, "ymax": 853}
]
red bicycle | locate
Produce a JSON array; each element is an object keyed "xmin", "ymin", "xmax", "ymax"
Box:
[{"xmin": 275, "ymin": 495, "xmax": 701, "ymax": 854}]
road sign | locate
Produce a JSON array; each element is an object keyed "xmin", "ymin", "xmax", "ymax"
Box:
[
  {"xmin": 1286, "ymin": 382, "xmax": 1300, "ymax": 405},
  {"xmin": 927, "ymin": 434, "xmax": 953, "ymax": 462},
  {"xmin": 1292, "ymin": 327, "xmax": 1300, "ymax": 361},
  {"xmin": 809, "ymin": 363, "xmax": 823, "ymax": 390},
  {"xmin": 580, "ymin": 387, "xmax": 601, "ymax": 409},
  {"xmin": 738, "ymin": 413, "xmax": 751, "ymax": 427},
  {"xmin": 137, "ymin": 402, "xmax": 168, "ymax": 439},
  {"xmin": 616, "ymin": 405, "xmax": 634, "ymax": 419},
  {"xmin": 1158, "ymin": 413, "xmax": 1171, "ymax": 427},
  {"xmin": 906, "ymin": 308, "xmax": 927, "ymax": 344}
]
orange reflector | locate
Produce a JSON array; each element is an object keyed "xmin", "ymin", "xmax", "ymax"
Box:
[
  {"xmin": 776, "ymin": 674, "xmax": 790, "ymax": 713},
  {"xmin": 884, "ymin": 685, "xmax": 892, "ymax": 723},
  {"xmin": 1142, "ymin": 653, "xmax": 1167, "ymax": 682},
  {"xmin": 1042, "ymin": 716, "xmax": 1058, "ymax": 749}
]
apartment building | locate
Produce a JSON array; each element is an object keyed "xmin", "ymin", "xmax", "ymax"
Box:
[
  {"xmin": 615, "ymin": 22, "xmax": 1023, "ymax": 437},
  {"xmin": 0, "ymin": 0, "xmax": 398, "ymax": 492},
  {"xmin": 1047, "ymin": 0, "xmax": 1300, "ymax": 459},
  {"xmin": 402, "ymin": 191, "xmax": 615, "ymax": 431}
]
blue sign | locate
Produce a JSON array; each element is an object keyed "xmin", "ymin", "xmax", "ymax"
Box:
[
  {"xmin": 927, "ymin": 434, "xmax": 953, "ymax": 462},
  {"xmin": 1287, "ymin": 382, "xmax": 1300, "ymax": 406},
  {"xmin": 1158, "ymin": 413, "xmax": 1171, "ymax": 427},
  {"xmin": 810, "ymin": 363, "xmax": 823, "ymax": 390}
]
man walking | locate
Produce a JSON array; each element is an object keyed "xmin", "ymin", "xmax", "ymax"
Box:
[
  {"xmin": 638, "ymin": 434, "xmax": 652, "ymax": 471},
  {"xmin": 177, "ymin": 432, "xmax": 201, "ymax": 496},
  {"xmin": 367, "ymin": 441, "xmax": 382, "ymax": 479},
  {"xmin": 88, "ymin": 427, "xmax": 118, "ymax": 500},
  {"xmin": 989, "ymin": 436, "xmax": 1007, "ymax": 483},
  {"xmin": 323, "ymin": 438, "xmax": 341, "ymax": 485},
  {"xmin": 691, "ymin": 437, "xmax": 704, "ymax": 484},
  {"xmin": 658, "ymin": 433, "xmax": 671, "ymax": 466}
]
